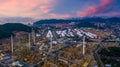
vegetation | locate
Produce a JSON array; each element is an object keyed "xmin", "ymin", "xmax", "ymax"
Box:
[
  {"xmin": 34, "ymin": 17, "xmax": 120, "ymax": 30},
  {"xmin": 0, "ymin": 23, "xmax": 31, "ymax": 39},
  {"xmin": 2, "ymin": 23, "xmax": 31, "ymax": 32},
  {"xmin": 0, "ymin": 26, "xmax": 12, "ymax": 38},
  {"xmin": 34, "ymin": 17, "xmax": 120, "ymax": 25},
  {"xmin": 41, "ymin": 43, "xmax": 97, "ymax": 67},
  {"xmin": 14, "ymin": 46, "xmax": 48, "ymax": 65},
  {"xmin": 99, "ymin": 47, "xmax": 120, "ymax": 56},
  {"xmin": 75, "ymin": 22, "xmax": 97, "ymax": 28},
  {"xmin": 99, "ymin": 47, "xmax": 120, "ymax": 67}
]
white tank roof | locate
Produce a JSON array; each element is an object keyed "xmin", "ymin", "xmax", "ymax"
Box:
[{"xmin": 46, "ymin": 30, "xmax": 53, "ymax": 38}]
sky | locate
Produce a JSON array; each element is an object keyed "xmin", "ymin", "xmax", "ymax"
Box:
[{"xmin": 0, "ymin": 0, "xmax": 120, "ymax": 19}]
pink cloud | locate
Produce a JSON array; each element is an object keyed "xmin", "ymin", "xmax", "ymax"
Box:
[
  {"xmin": 49, "ymin": 13, "xmax": 71, "ymax": 19},
  {"xmin": 77, "ymin": 6, "xmax": 97, "ymax": 17},
  {"xmin": 112, "ymin": 12, "xmax": 120, "ymax": 15},
  {"xmin": 38, "ymin": 6, "xmax": 50, "ymax": 13},
  {"xmin": 0, "ymin": 0, "xmax": 56, "ymax": 18},
  {"xmin": 100, "ymin": 0, "xmax": 111, "ymax": 8},
  {"xmin": 77, "ymin": 0, "xmax": 113, "ymax": 17}
]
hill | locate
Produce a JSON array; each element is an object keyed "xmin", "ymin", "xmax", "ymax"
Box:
[{"xmin": 0, "ymin": 23, "xmax": 31, "ymax": 39}]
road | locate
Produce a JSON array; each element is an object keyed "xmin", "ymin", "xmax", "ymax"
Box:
[{"xmin": 93, "ymin": 43, "xmax": 105, "ymax": 67}]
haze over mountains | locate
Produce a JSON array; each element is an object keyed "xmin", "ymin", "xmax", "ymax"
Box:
[
  {"xmin": 0, "ymin": 17, "xmax": 120, "ymax": 25},
  {"xmin": 0, "ymin": 17, "xmax": 37, "ymax": 24}
]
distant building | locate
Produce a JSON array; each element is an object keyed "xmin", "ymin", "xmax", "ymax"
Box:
[
  {"xmin": 13, "ymin": 31, "xmax": 28, "ymax": 38},
  {"xmin": 55, "ymin": 23, "xmax": 67, "ymax": 28},
  {"xmin": 105, "ymin": 64, "xmax": 111, "ymax": 67}
]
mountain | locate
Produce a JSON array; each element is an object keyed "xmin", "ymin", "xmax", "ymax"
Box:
[
  {"xmin": 34, "ymin": 19, "xmax": 72, "ymax": 25},
  {"xmin": 34, "ymin": 17, "xmax": 120, "ymax": 25}
]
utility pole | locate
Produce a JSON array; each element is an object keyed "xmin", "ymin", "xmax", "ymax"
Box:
[
  {"xmin": 83, "ymin": 36, "xmax": 85, "ymax": 56},
  {"xmin": 50, "ymin": 35, "xmax": 52, "ymax": 52},
  {"xmin": 28, "ymin": 33, "xmax": 31, "ymax": 50},
  {"xmin": 11, "ymin": 35, "xmax": 14, "ymax": 54},
  {"xmin": 47, "ymin": 30, "xmax": 53, "ymax": 52},
  {"xmin": 11, "ymin": 35, "xmax": 14, "ymax": 63},
  {"xmin": 32, "ymin": 28, "xmax": 35, "ymax": 44}
]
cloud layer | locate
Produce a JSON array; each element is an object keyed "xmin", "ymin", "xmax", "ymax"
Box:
[
  {"xmin": 77, "ymin": 0, "xmax": 114, "ymax": 17},
  {"xmin": 0, "ymin": 0, "xmax": 119, "ymax": 19},
  {"xmin": 0, "ymin": 0, "xmax": 56, "ymax": 18}
]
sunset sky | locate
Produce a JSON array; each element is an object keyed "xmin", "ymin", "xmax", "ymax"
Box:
[{"xmin": 0, "ymin": 0, "xmax": 120, "ymax": 19}]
